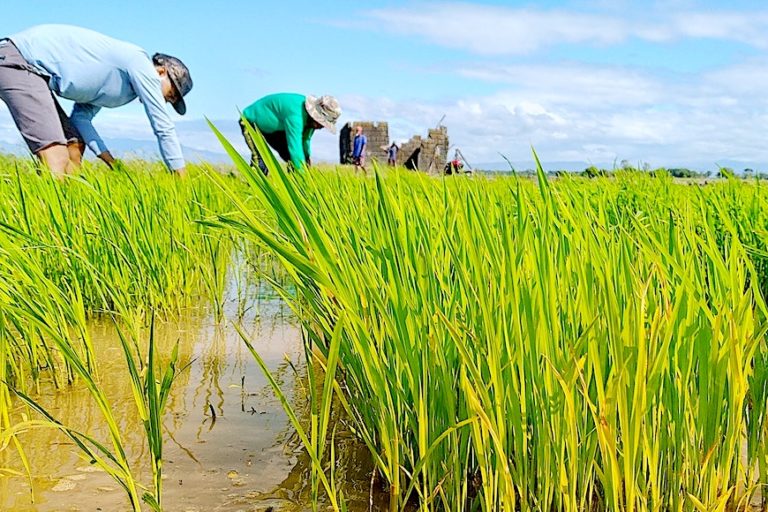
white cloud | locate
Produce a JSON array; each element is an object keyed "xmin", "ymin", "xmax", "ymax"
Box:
[
  {"xmin": 670, "ymin": 11, "xmax": 768, "ymax": 48},
  {"xmin": 366, "ymin": 4, "xmax": 627, "ymax": 55},
  {"xmin": 457, "ymin": 63, "xmax": 664, "ymax": 107},
  {"xmin": 364, "ymin": 3, "xmax": 768, "ymax": 55},
  {"xmin": 5, "ymin": 54, "xmax": 768, "ymax": 170},
  {"xmin": 329, "ymin": 58, "xmax": 768, "ymax": 169},
  {"xmin": 701, "ymin": 58, "xmax": 768, "ymax": 99}
]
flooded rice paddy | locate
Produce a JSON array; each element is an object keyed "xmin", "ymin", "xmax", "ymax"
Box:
[{"xmin": 0, "ymin": 297, "xmax": 376, "ymax": 511}]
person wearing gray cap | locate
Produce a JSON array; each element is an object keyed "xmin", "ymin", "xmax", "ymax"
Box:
[
  {"xmin": 240, "ymin": 93, "xmax": 341, "ymax": 174},
  {"xmin": 0, "ymin": 24, "xmax": 192, "ymax": 177}
]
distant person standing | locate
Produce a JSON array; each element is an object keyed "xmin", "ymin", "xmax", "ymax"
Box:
[
  {"xmin": 240, "ymin": 93, "xmax": 341, "ymax": 175},
  {"xmin": 351, "ymin": 125, "xmax": 367, "ymax": 173},
  {"xmin": 0, "ymin": 25, "xmax": 193, "ymax": 177},
  {"xmin": 387, "ymin": 142, "xmax": 398, "ymax": 166}
]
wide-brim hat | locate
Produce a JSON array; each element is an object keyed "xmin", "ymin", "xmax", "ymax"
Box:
[
  {"xmin": 154, "ymin": 53, "xmax": 193, "ymax": 115},
  {"xmin": 305, "ymin": 95, "xmax": 341, "ymax": 134}
]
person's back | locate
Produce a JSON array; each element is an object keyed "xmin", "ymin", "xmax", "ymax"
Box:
[
  {"xmin": 1, "ymin": 24, "xmax": 192, "ymax": 175},
  {"xmin": 10, "ymin": 25, "xmax": 149, "ymax": 107},
  {"xmin": 240, "ymin": 93, "xmax": 340, "ymax": 173},
  {"xmin": 243, "ymin": 93, "xmax": 307, "ymax": 134}
]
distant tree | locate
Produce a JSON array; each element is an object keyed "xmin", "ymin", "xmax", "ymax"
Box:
[
  {"xmin": 620, "ymin": 159, "xmax": 632, "ymax": 170},
  {"xmin": 744, "ymin": 168, "xmax": 754, "ymax": 176},
  {"xmin": 668, "ymin": 168, "xmax": 695, "ymax": 178},
  {"xmin": 642, "ymin": 162, "xmax": 652, "ymax": 172}
]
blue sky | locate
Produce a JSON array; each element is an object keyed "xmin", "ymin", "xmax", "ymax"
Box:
[{"xmin": 4, "ymin": 0, "xmax": 768, "ymax": 169}]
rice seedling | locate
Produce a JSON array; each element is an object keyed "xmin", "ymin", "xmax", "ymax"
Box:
[
  {"xmin": 0, "ymin": 232, "xmax": 145, "ymax": 509},
  {"xmin": 114, "ymin": 315, "xmax": 186, "ymax": 511},
  {"xmin": 0, "ymin": 157, "xmax": 257, "ymax": 509},
  {"xmin": 207, "ymin": 123, "xmax": 768, "ymax": 511},
  {"xmin": 4, "ymin": 138, "xmax": 768, "ymax": 512}
]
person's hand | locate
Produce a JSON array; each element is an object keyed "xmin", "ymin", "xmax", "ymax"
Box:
[
  {"xmin": 98, "ymin": 151, "xmax": 117, "ymax": 169},
  {"xmin": 174, "ymin": 167, "xmax": 187, "ymax": 178}
]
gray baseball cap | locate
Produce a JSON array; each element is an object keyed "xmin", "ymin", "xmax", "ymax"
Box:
[{"xmin": 153, "ymin": 53, "xmax": 193, "ymax": 115}]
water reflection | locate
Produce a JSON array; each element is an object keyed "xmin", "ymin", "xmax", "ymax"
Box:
[{"xmin": 0, "ymin": 299, "xmax": 318, "ymax": 511}]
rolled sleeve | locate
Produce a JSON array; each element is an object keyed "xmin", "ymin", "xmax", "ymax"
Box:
[
  {"xmin": 70, "ymin": 103, "xmax": 108, "ymax": 155},
  {"xmin": 127, "ymin": 59, "xmax": 185, "ymax": 171}
]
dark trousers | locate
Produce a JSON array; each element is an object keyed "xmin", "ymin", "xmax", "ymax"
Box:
[{"xmin": 240, "ymin": 119, "xmax": 291, "ymax": 175}]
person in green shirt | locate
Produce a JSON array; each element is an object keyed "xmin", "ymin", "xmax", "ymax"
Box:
[{"xmin": 240, "ymin": 93, "xmax": 341, "ymax": 174}]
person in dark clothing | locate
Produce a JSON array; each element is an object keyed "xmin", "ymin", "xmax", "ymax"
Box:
[{"xmin": 387, "ymin": 142, "xmax": 398, "ymax": 166}]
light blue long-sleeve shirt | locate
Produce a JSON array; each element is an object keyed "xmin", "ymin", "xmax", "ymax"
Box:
[{"xmin": 10, "ymin": 25, "xmax": 185, "ymax": 170}]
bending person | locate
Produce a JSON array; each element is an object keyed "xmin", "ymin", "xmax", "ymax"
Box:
[
  {"xmin": 0, "ymin": 24, "xmax": 192, "ymax": 177},
  {"xmin": 240, "ymin": 93, "xmax": 340, "ymax": 174}
]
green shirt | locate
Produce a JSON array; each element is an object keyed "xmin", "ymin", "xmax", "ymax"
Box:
[{"xmin": 242, "ymin": 93, "xmax": 314, "ymax": 170}]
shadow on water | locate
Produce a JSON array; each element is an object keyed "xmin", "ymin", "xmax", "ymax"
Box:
[{"xmin": 0, "ymin": 291, "xmax": 385, "ymax": 511}]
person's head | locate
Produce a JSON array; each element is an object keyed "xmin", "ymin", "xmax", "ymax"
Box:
[
  {"xmin": 152, "ymin": 53, "xmax": 193, "ymax": 115},
  {"xmin": 355, "ymin": 125, "xmax": 363, "ymax": 135},
  {"xmin": 305, "ymin": 95, "xmax": 341, "ymax": 134}
]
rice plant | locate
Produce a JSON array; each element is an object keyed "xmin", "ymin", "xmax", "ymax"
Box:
[
  {"xmin": 4, "ymin": 140, "xmax": 768, "ymax": 512},
  {"xmin": 208, "ymin": 123, "xmax": 768, "ymax": 511},
  {"xmin": 0, "ymin": 158, "xmax": 251, "ymax": 510}
]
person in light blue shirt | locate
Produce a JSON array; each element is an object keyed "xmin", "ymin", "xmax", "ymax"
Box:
[{"xmin": 0, "ymin": 25, "xmax": 192, "ymax": 176}]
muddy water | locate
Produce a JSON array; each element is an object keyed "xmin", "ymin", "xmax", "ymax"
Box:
[{"xmin": 0, "ymin": 299, "xmax": 376, "ymax": 511}]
